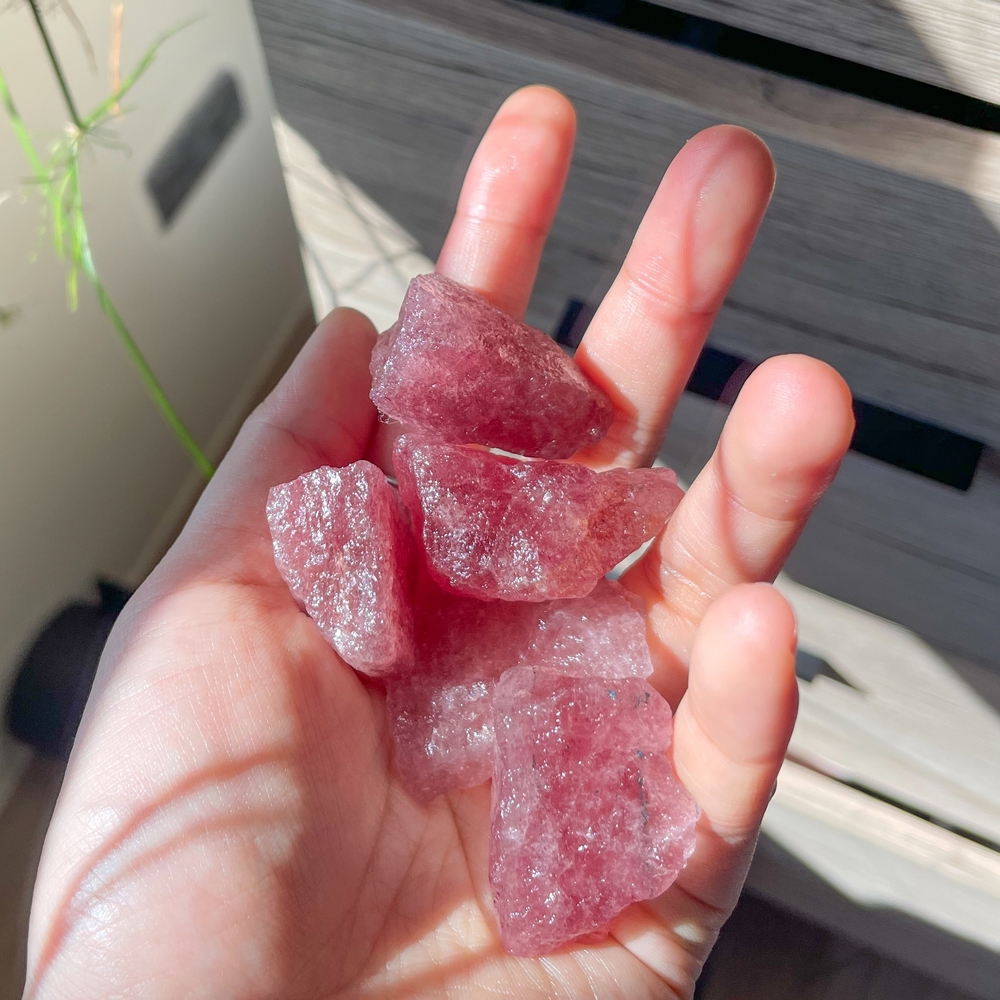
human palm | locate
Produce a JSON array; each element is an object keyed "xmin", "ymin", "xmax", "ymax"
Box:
[{"xmin": 24, "ymin": 88, "xmax": 853, "ymax": 999}]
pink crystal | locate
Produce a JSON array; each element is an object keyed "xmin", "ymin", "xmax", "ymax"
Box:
[
  {"xmin": 387, "ymin": 579, "xmax": 654, "ymax": 801},
  {"xmin": 490, "ymin": 668, "xmax": 699, "ymax": 956},
  {"xmin": 394, "ymin": 435, "xmax": 684, "ymax": 601},
  {"xmin": 387, "ymin": 585, "xmax": 536, "ymax": 800},
  {"xmin": 526, "ymin": 579, "xmax": 654, "ymax": 679},
  {"xmin": 388, "ymin": 675, "xmax": 495, "ymax": 801},
  {"xmin": 370, "ymin": 273, "xmax": 614, "ymax": 459},
  {"xmin": 266, "ymin": 462, "xmax": 414, "ymax": 675}
]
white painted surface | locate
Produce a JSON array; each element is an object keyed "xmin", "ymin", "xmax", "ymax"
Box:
[{"xmin": 0, "ymin": 0, "xmax": 309, "ymax": 798}]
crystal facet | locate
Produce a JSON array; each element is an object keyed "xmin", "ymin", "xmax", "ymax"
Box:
[
  {"xmin": 370, "ymin": 273, "xmax": 614, "ymax": 459},
  {"xmin": 266, "ymin": 462, "xmax": 414, "ymax": 675},
  {"xmin": 525, "ymin": 579, "xmax": 654, "ymax": 680},
  {"xmin": 490, "ymin": 668, "xmax": 699, "ymax": 957},
  {"xmin": 387, "ymin": 578, "xmax": 652, "ymax": 801},
  {"xmin": 395, "ymin": 435, "xmax": 684, "ymax": 601},
  {"xmin": 387, "ymin": 584, "xmax": 536, "ymax": 800}
]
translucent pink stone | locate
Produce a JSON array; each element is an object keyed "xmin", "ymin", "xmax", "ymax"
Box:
[
  {"xmin": 526, "ymin": 579, "xmax": 654, "ymax": 679},
  {"xmin": 266, "ymin": 462, "xmax": 414, "ymax": 675},
  {"xmin": 394, "ymin": 434, "xmax": 684, "ymax": 601},
  {"xmin": 387, "ymin": 585, "xmax": 537, "ymax": 801},
  {"xmin": 370, "ymin": 273, "xmax": 613, "ymax": 459},
  {"xmin": 387, "ymin": 579, "xmax": 653, "ymax": 801},
  {"xmin": 490, "ymin": 668, "xmax": 699, "ymax": 956}
]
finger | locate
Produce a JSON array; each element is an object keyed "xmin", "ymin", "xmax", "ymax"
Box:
[
  {"xmin": 670, "ymin": 583, "xmax": 797, "ymax": 911},
  {"xmin": 435, "ymin": 84, "xmax": 577, "ymax": 319},
  {"xmin": 623, "ymin": 584, "xmax": 796, "ymax": 982},
  {"xmin": 166, "ymin": 308, "xmax": 379, "ymax": 585},
  {"xmin": 367, "ymin": 85, "xmax": 576, "ymax": 470},
  {"xmin": 575, "ymin": 126, "xmax": 775, "ymax": 468},
  {"xmin": 624, "ymin": 354, "xmax": 853, "ymax": 704}
]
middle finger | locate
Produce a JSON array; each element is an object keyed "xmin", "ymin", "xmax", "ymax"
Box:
[{"xmin": 575, "ymin": 125, "xmax": 775, "ymax": 469}]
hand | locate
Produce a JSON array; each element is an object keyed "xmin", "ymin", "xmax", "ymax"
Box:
[{"xmin": 24, "ymin": 86, "xmax": 854, "ymax": 999}]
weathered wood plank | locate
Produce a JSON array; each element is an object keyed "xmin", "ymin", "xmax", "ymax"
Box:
[
  {"xmin": 259, "ymin": 0, "xmax": 1000, "ymax": 202},
  {"xmin": 787, "ymin": 507, "xmax": 1000, "ymax": 669},
  {"xmin": 253, "ymin": 0, "xmax": 1000, "ymax": 448},
  {"xmin": 701, "ymin": 893, "xmax": 978, "ymax": 1000},
  {"xmin": 657, "ymin": 0, "xmax": 1000, "ymax": 105},
  {"xmin": 749, "ymin": 763, "xmax": 1000, "ymax": 1000},
  {"xmin": 779, "ymin": 573, "xmax": 1000, "ymax": 845}
]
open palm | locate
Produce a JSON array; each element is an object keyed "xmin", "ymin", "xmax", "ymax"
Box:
[{"xmin": 24, "ymin": 87, "xmax": 854, "ymax": 999}]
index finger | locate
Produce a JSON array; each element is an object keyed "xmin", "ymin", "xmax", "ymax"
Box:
[
  {"xmin": 366, "ymin": 84, "xmax": 577, "ymax": 469},
  {"xmin": 436, "ymin": 84, "xmax": 577, "ymax": 319}
]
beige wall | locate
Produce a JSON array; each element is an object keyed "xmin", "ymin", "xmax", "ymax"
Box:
[{"xmin": 0, "ymin": 0, "xmax": 309, "ymax": 788}]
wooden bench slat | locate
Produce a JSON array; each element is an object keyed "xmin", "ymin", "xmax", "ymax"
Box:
[
  {"xmin": 253, "ymin": 0, "xmax": 1000, "ymax": 448},
  {"xmin": 753, "ymin": 763, "xmax": 1000, "ymax": 1000},
  {"xmin": 780, "ymin": 572, "xmax": 1000, "ymax": 844},
  {"xmin": 656, "ymin": 0, "xmax": 1000, "ymax": 106}
]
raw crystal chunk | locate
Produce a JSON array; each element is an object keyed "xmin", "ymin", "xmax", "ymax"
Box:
[
  {"xmin": 387, "ymin": 578, "xmax": 653, "ymax": 801},
  {"xmin": 395, "ymin": 435, "xmax": 684, "ymax": 601},
  {"xmin": 387, "ymin": 585, "xmax": 537, "ymax": 801},
  {"xmin": 490, "ymin": 669, "xmax": 698, "ymax": 956},
  {"xmin": 388, "ymin": 674, "xmax": 495, "ymax": 802},
  {"xmin": 370, "ymin": 273, "xmax": 614, "ymax": 459},
  {"xmin": 526, "ymin": 578, "xmax": 654, "ymax": 679},
  {"xmin": 266, "ymin": 462, "xmax": 414, "ymax": 675}
]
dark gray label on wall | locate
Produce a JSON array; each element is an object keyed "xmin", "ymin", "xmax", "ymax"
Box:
[{"xmin": 146, "ymin": 71, "xmax": 244, "ymax": 226}]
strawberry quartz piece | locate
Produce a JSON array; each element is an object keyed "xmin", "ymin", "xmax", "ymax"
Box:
[
  {"xmin": 387, "ymin": 584, "xmax": 537, "ymax": 801},
  {"xmin": 266, "ymin": 462, "xmax": 415, "ymax": 675},
  {"xmin": 526, "ymin": 579, "xmax": 654, "ymax": 679},
  {"xmin": 369, "ymin": 273, "xmax": 613, "ymax": 459},
  {"xmin": 386, "ymin": 579, "xmax": 653, "ymax": 802},
  {"xmin": 394, "ymin": 435, "xmax": 684, "ymax": 601},
  {"xmin": 490, "ymin": 669, "xmax": 698, "ymax": 957}
]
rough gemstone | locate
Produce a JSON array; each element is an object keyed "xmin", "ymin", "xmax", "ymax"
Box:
[
  {"xmin": 387, "ymin": 579, "xmax": 654, "ymax": 801},
  {"xmin": 490, "ymin": 668, "xmax": 699, "ymax": 957},
  {"xmin": 387, "ymin": 584, "xmax": 536, "ymax": 801},
  {"xmin": 370, "ymin": 273, "xmax": 614, "ymax": 459},
  {"xmin": 266, "ymin": 462, "xmax": 415, "ymax": 675},
  {"xmin": 395, "ymin": 434, "xmax": 684, "ymax": 601},
  {"xmin": 526, "ymin": 579, "xmax": 654, "ymax": 679}
]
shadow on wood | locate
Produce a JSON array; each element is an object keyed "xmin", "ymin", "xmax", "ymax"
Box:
[{"xmin": 739, "ymin": 834, "xmax": 999, "ymax": 999}]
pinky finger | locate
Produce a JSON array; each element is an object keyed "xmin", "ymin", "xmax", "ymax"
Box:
[{"xmin": 659, "ymin": 584, "xmax": 797, "ymax": 923}]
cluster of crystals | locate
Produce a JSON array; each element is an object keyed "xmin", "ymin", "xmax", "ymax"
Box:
[
  {"xmin": 267, "ymin": 273, "xmax": 697, "ymax": 956},
  {"xmin": 386, "ymin": 576, "xmax": 654, "ymax": 801}
]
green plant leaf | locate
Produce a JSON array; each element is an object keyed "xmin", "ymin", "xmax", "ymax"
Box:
[{"xmin": 0, "ymin": 22, "xmax": 214, "ymax": 480}]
